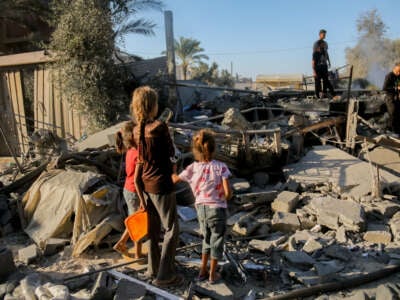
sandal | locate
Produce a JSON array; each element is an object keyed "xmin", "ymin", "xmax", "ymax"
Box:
[
  {"xmin": 209, "ymin": 272, "xmax": 222, "ymax": 284},
  {"xmin": 195, "ymin": 273, "xmax": 208, "ymax": 282},
  {"xmin": 152, "ymin": 274, "xmax": 184, "ymax": 288}
]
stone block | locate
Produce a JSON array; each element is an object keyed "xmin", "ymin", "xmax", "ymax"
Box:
[
  {"xmin": 0, "ymin": 247, "xmax": 16, "ymax": 281},
  {"xmin": 314, "ymin": 260, "xmax": 344, "ymax": 277},
  {"xmin": 232, "ymin": 215, "xmax": 260, "ymax": 236},
  {"xmin": 18, "ymin": 244, "xmax": 38, "ymax": 265},
  {"xmin": 376, "ymin": 283, "xmax": 398, "ymax": 300},
  {"xmin": 296, "ymin": 209, "xmax": 316, "ymax": 230},
  {"xmin": 302, "ymin": 238, "xmax": 323, "ymax": 254},
  {"xmin": 374, "ymin": 200, "xmax": 400, "ymax": 218},
  {"xmin": 43, "ymin": 238, "xmax": 69, "ymax": 256},
  {"xmin": 114, "ymin": 279, "xmax": 146, "ymax": 300},
  {"xmin": 271, "ymin": 212, "xmax": 300, "ymax": 233},
  {"xmin": 363, "ymin": 224, "xmax": 392, "ymax": 245},
  {"xmin": 310, "ymin": 197, "xmax": 365, "ymax": 232},
  {"xmin": 336, "ymin": 226, "xmax": 347, "ymax": 244},
  {"xmin": 249, "ymin": 239, "xmax": 274, "ymax": 254},
  {"xmin": 271, "ymin": 191, "xmax": 299, "ymax": 213},
  {"xmin": 288, "ymin": 270, "xmax": 319, "ymax": 286},
  {"xmin": 283, "ymin": 251, "xmax": 315, "ymax": 270},
  {"xmin": 230, "ymin": 178, "xmax": 251, "ymax": 193}
]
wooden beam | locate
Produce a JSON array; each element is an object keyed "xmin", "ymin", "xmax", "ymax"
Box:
[{"xmin": 0, "ymin": 50, "xmax": 54, "ymax": 68}]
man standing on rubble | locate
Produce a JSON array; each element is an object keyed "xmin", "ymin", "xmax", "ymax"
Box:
[
  {"xmin": 383, "ymin": 62, "xmax": 400, "ymax": 134},
  {"xmin": 312, "ymin": 29, "xmax": 335, "ymax": 98}
]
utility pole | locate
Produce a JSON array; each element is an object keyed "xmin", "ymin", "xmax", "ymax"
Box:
[{"xmin": 164, "ymin": 10, "xmax": 180, "ymax": 120}]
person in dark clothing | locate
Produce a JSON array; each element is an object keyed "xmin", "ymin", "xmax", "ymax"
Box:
[
  {"xmin": 383, "ymin": 62, "xmax": 400, "ymax": 133},
  {"xmin": 312, "ymin": 29, "xmax": 334, "ymax": 98}
]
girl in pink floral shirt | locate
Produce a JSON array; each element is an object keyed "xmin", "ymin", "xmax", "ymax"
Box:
[{"xmin": 172, "ymin": 129, "xmax": 232, "ymax": 284}]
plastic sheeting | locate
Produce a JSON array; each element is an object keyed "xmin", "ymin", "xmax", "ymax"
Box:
[{"xmin": 22, "ymin": 169, "xmax": 123, "ymax": 255}]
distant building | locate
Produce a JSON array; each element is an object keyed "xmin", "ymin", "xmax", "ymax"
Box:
[{"xmin": 256, "ymin": 74, "xmax": 304, "ymax": 94}]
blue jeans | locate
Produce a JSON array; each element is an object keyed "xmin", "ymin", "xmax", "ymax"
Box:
[
  {"xmin": 196, "ymin": 205, "xmax": 226, "ymax": 260},
  {"xmin": 123, "ymin": 189, "xmax": 139, "ymax": 215}
]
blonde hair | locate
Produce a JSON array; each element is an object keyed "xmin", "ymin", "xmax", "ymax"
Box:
[
  {"xmin": 130, "ymin": 86, "xmax": 158, "ymax": 123},
  {"xmin": 115, "ymin": 121, "xmax": 136, "ymax": 154},
  {"xmin": 192, "ymin": 129, "xmax": 216, "ymax": 162},
  {"xmin": 130, "ymin": 86, "xmax": 158, "ymax": 161}
]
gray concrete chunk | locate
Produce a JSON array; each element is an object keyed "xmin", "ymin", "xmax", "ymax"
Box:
[
  {"xmin": 363, "ymin": 223, "xmax": 392, "ymax": 244},
  {"xmin": 271, "ymin": 191, "xmax": 299, "ymax": 213},
  {"xmin": 18, "ymin": 244, "xmax": 38, "ymax": 265},
  {"xmin": 271, "ymin": 212, "xmax": 300, "ymax": 233},
  {"xmin": 283, "ymin": 251, "xmax": 315, "ymax": 270}
]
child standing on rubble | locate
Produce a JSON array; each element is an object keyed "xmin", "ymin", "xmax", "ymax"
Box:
[
  {"xmin": 172, "ymin": 129, "xmax": 232, "ymax": 284},
  {"xmin": 131, "ymin": 86, "xmax": 183, "ymax": 287},
  {"xmin": 113, "ymin": 121, "xmax": 144, "ymax": 259}
]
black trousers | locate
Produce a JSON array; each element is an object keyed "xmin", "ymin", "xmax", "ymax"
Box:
[
  {"xmin": 315, "ymin": 65, "xmax": 334, "ymax": 98},
  {"xmin": 385, "ymin": 94, "xmax": 400, "ymax": 134}
]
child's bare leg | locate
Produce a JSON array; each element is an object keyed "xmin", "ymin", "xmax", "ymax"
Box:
[
  {"xmin": 200, "ymin": 253, "xmax": 209, "ymax": 277},
  {"xmin": 135, "ymin": 241, "xmax": 143, "ymax": 258},
  {"xmin": 113, "ymin": 229, "xmax": 130, "ymax": 254},
  {"xmin": 209, "ymin": 258, "xmax": 220, "ymax": 282}
]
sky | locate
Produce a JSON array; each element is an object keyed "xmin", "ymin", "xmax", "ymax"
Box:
[{"xmin": 122, "ymin": 0, "xmax": 400, "ymax": 79}]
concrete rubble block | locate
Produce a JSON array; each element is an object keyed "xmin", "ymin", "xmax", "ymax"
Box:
[
  {"xmin": 271, "ymin": 212, "xmax": 300, "ymax": 233},
  {"xmin": 314, "ymin": 260, "xmax": 344, "ymax": 277},
  {"xmin": 253, "ymin": 172, "xmax": 269, "ymax": 188},
  {"xmin": 374, "ymin": 200, "xmax": 400, "ymax": 218},
  {"xmin": 283, "ymin": 251, "xmax": 315, "ymax": 270},
  {"xmin": 336, "ymin": 226, "xmax": 348, "ymax": 244},
  {"xmin": 230, "ymin": 178, "xmax": 251, "ymax": 193},
  {"xmin": 288, "ymin": 270, "xmax": 320, "ymax": 286},
  {"xmin": 325, "ymin": 244, "xmax": 351, "ymax": 262},
  {"xmin": 35, "ymin": 283, "xmax": 69, "ymax": 300},
  {"xmin": 310, "ymin": 197, "xmax": 366, "ymax": 232},
  {"xmin": 376, "ymin": 283, "xmax": 399, "ymax": 300},
  {"xmin": 0, "ymin": 281, "xmax": 17, "ymax": 299},
  {"xmin": 344, "ymin": 291, "xmax": 369, "ymax": 300},
  {"xmin": 390, "ymin": 212, "xmax": 400, "ymax": 242},
  {"xmin": 271, "ymin": 191, "xmax": 300, "ymax": 213},
  {"xmin": 194, "ymin": 281, "xmax": 234, "ymax": 300},
  {"xmin": 18, "ymin": 244, "xmax": 38, "ymax": 265},
  {"xmin": 43, "ymin": 238, "xmax": 69, "ymax": 256},
  {"xmin": 232, "ymin": 214, "xmax": 260, "ymax": 236},
  {"xmin": 236, "ymin": 191, "xmax": 278, "ymax": 204},
  {"xmin": 296, "ymin": 209, "xmax": 317, "ymax": 230},
  {"xmin": 91, "ymin": 272, "xmax": 113, "ymax": 300},
  {"xmin": 302, "ymin": 238, "xmax": 323, "ymax": 254},
  {"xmin": 221, "ymin": 107, "xmax": 251, "ymax": 131},
  {"xmin": 363, "ymin": 223, "xmax": 392, "ymax": 245},
  {"xmin": 114, "ymin": 279, "xmax": 146, "ymax": 300},
  {"xmin": 248, "ymin": 239, "xmax": 274, "ymax": 254},
  {"xmin": 0, "ymin": 247, "xmax": 16, "ymax": 281},
  {"xmin": 283, "ymin": 179, "xmax": 300, "ymax": 192}
]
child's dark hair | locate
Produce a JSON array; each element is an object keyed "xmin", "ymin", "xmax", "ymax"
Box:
[
  {"xmin": 115, "ymin": 121, "xmax": 136, "ymax": 154},
  {"xmin": 192, "ymin": 129, "xmax": 216, "ymax": 162}
]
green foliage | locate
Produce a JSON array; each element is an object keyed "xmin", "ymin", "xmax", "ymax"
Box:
[
  {"xmin": 171, "ymin": 36, "xmax": 209, "ymax": 80},
  {"xmin": 48, "ymin": 0, "xmax": 163, "ymax": 131},
  {"xmin": 191, "ymin": 61, "xmax": 235, "ymax": 88}
]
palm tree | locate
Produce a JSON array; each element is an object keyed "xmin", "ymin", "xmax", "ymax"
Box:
[{"xmin": 174, "ymin": 37, "xmax": 209, "ymax": 80}]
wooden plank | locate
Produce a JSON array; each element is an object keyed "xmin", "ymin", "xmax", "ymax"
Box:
[
  {"xmin": 42, "ymin": 68, "xmax": 51, "ymax": 129},
  {"xmin": 0, "ymin": 50, "xmax": 55, "ymax": 68},
  {"xmin": 5, "ymin": 71, "xmax": 25, "ymax": 154},
  {"xmin": 53, "ymin": 78, "xmax": 64, "ymax": 137},
  {"xmin": 13, "ymin": 71, "xmax": 28, "ymax": 153},
  {"xmin": 62, "ymin": 98, "xmax": 70, "ymax": 139},
  {"xmin": 34, "ymin": 66, "xmax": 45, "ymax": 130}
]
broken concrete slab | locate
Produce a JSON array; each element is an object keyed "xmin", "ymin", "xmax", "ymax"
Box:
[
  {"xmin": 376, "ymin": 283, "xmax": 399, "ymax": 300},
  {"xmin": 230, "ymin": 178, "xmax": 251, "ymax": 193},
  {"xmin": 296, "ymin": 208, "xmax": 317, "ymax": 230},
  {"xmin": 373, "ymin": 200, "xmax": 400, "ymax": 218},
  {"xmin": 232, "ymin": 214, "xmax": 261, "ymax": 236},
  {"xmin": 344, "ymin": 291, "xmax": 369, "ymax": 300},
  {"xmin": 193, "ymin": 281, "xmax": 234, "ymax": 300},
  {"xmin": 324, "ymin": 245, "xmax": 351, "ymax": 262},
  {"xmin": 284, "ymin": 145, "xmax": 400, "ymax": 201},
  {"xmin": 114, "ymin": 279, "xmax": 146, "ymax": 300},
  {"xmin": 235, "ymin": 190, "xmax": 278, "ymax": 205},
  {"xmin": 302, "ymin": 238, "xmax": 323, "ymax": 254},
  {"xmin": 43, "ymin": 238, "xmax": 69, "ymax": 256},
  {"xmin": 221, "ymin": 107, "xmax": 251, "ymax": 131},
  {"xmin": 18, "ymin": 244, "xmax": 38, "ymax": 264},
  {"xmin": 314, "ymin": 260, "xmax": 344, "ymax": 277},
  {"xmin": 390, "ymin": 212, "xmax": 400, "ymax": 242},
  {"xmin": 271, "ymin": 212, "xmax": 300, "ymax": 233},
  {"xmin": 363, "ymin": 223, "xmax": 392, "ymax": 245},
  {"xmin": 309, "ymin": 196, "xmax": 366, "ymax": 232},
  {"xmin": 283, "ymin": 251, "xmax": 315, "ymax": 270},
  {"xmin": 336, "ymin": 226, "xmax": 348, "ymax": 244},
  {"xmin": 271, "ymin": 191, "xmax": 299, "ymax": 213},
  {"xmin": 75, "ymin": 122, "xmax": 124, "ymax": 151}
]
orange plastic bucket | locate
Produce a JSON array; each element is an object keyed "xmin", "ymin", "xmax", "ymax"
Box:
[{"xmin": 124, "ymin": 209, "xmax": 148, "ymax": 242}]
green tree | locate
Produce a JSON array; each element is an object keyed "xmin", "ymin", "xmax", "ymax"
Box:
[
  {"xmin": 48, "ymin": 0, "xmax": 162, "ymax": 130},
  {"xmin": 173, "ymin": 37, "xmax": 209, "ymax": 80},
  {"xmin": 192, "ymin": 62, "xmax": 234, "ymax": 87}
]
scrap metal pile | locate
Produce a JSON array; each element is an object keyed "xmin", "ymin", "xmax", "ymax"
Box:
[{"xmin": 1, "ymin": 87, "xmax": 400, "ymax": 299}]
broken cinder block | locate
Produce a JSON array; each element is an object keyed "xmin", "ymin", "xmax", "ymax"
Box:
[
  {"xmin": 271, "ymin": 212, "xmax": 300, "ymax": 233},
  {"xmin": 363, "ymin": 224, "xmax": 392, "ymax": 245},
  {"xmin": 271, "ymin": 191, "xmax": 299, "ymax": 213},
  {"xmin": 18, "ymin": 244, "xmax": 38, "ymax": 264}
]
